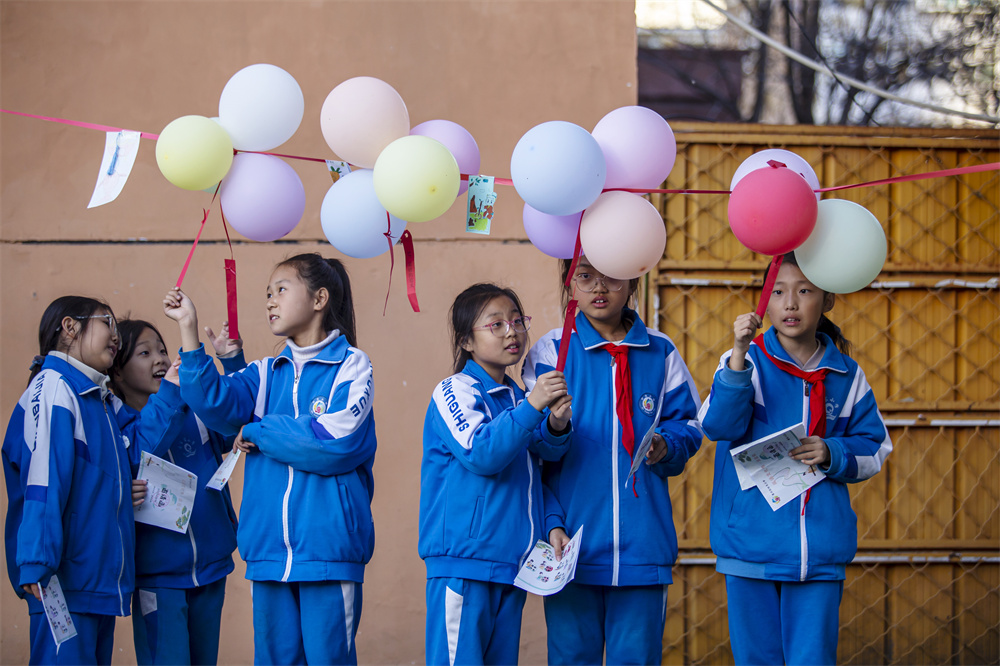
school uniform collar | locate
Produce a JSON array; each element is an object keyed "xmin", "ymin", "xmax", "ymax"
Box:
[
  {"xmin": 273, "ymin": 330, "xmax": 349, "ymax": 366},
  {"xmin": 759, "ymin": 328, "xmax": 849, "ymax": 375},
  {"xmin": 574, "ymin": 308, "xmax": 649, "ymax": 351},
  {"xmin": 461, "ymin": 359, "xmax": 517, "ymax": 395},
  {"xmin": 45, "ymin": 352, "xmax": 113, "ymax": 399}
]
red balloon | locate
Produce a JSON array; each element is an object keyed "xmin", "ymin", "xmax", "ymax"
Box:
[{"xmin": 728, "ymin": 165, "xmax": 818, "ymax": 255}]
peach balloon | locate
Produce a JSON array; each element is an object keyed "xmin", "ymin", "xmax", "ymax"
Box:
[
  {"xmin": 579, "ymin": 191, "xmax": 666, "ymax": 279},
  {"xmin": 320, "ymin": 77, "xmax": 410, "ymax": 169}
]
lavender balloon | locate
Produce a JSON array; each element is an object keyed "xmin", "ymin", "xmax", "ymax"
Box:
[
  {"xmin": 220, "ymin": 153, "xmax": 305, "ymax": 242},
  {"xmin": 410, "ymin": 120, "xmax": 480, "ymax": 197},
  {"xmin": 523, "ymin": 204, "xmax": 581, "ymax": 259},
  {"xmin": 592, "ymin": 106, "xmax": 676, "ymax": 190}
]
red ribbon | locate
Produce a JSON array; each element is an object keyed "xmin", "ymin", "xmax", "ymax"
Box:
[
  {"xmin": 175, "ymin": 185, "xmax": 220, "ymax": 288},
  {"xmin": 755, "ymin": 255, "xmax": 785, "ymax": 319},
  {"xmin": 383, "ymin": 214, "xmax": 420, "ymax": 315},
  {"xmin": 219, "ymin": 212, "xmax": 239, "ymax": 340},
  {"xmin": 555, "ymin": 218, "xmax": 584, "ymax": 372}
]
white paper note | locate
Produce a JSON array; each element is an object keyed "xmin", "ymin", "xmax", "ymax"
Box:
[
  {"xmin": 39, "ymin": 575, "xmax": 77, "ymax": 648},
  {"xmin": 627, "ymin": 388, "xmax": 666, "ymax": 483},
  {"xmin": 730, "ymin": 422, "xmax": 825, "ymax": 510},
  {"xmin": 514, "ymin": 525, "xmax": 584, "ymax": 596},
  {"xmin": 206, "ymin": 449, "xmax": 241, "ymax": 491},
  {"xmin": 88, "ymin": 130, "xmax": 141, "ymax": 208},
  {"xmin": 134, "ymin": 451, "xmax": 197, "ymax": 533}
]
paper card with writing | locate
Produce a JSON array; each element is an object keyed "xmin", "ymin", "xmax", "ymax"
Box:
[
  {"xmin": 730, "ymin": 422, "xmax": 807, "ymax": 491},
  {"xmin": 466, "ymin": 176, "xmax": 496, "ymax": 235},
  {"xmin": 135, "ymin": 451, "xmax": 197, "ymax": 533},
  {"xmin": 514, "ymin": 525, "xmax": 584, "ymax": 596},
  {"xmin": 206, "ymin": 449, "xmax": 242, "ymax": 491},
  {"xmin": 88, "ymin": 130, "xmax": 141, "ymax": 208},
  {"xmin": 326, "ymin": 160, "xmax": 352, "ymax": 184},
  {"xmin": 39, "ymin": 575, "xmax": 77, "ymax": 648}
]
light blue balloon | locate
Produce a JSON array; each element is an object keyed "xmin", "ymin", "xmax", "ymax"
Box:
[
  {"xmin": 321, "ymin": 169, "xmax": 407, "ymax": 259},
  {"xmin": 510, "ymin": 121, "xmax": 607, "ymax": 216}
]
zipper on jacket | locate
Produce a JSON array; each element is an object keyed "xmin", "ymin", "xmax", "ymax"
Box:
[
  {"xmin": 167, "ymin": 450, "xmax": 200, "ymax": 587},
  {"xmin": 103, "ymin": 401, "xmax": 126, "ymax": 615},
  {"xmin": 610, "ymin": 362, "xmax": 621, "ymax": 586},
  {"xmin": 281, "ymin": 369, "xmax": 302, "ymax": 582},
  {"xmin": 519, "ymin": 451, "xmax": 535, "ymax": 568},
  {"xmin": 800, "ymin": 380, "xmax": 810, "ymax": 581}
]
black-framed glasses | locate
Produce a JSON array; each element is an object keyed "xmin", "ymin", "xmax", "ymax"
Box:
[
  {"xmin": 574, "ymin": 273, "xmax": 626, "ymax": 292},
  {"xmin": 75, "ymin": 314, "xmax": 118, "ymax": 338},
  {"xmin": 472, "ymin": 316, "xmax": 532, "ymax": 337}
]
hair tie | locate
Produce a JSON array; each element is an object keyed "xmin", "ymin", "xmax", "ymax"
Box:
[{"xmin": 29, "ymin": 355, "xmax": 45, "ymax": 372}]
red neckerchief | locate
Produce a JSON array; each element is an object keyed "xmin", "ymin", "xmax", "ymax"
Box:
[
  {"xmin": 603, "ymin": 343, "xmax": 642, "ymax": 497},
  {"xmin": 753, "ymin": 334, "xmax": 828, "ymax": 437},
  {"xmin": 753, "ymin": 334, "xmax": 828, "ymax": 511}
]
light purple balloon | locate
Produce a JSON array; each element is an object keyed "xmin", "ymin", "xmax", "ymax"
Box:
[
  {"xmin": 523, "ymin": 204, "xmax": 582, "ymax": 259},
  {"xmin": 410, "ymin": 120, "xmax": 480, "ymax": 196},
  {"xmin": 592, "ymin": 106, "xmax": 676, "ymax": 190},
  {"xmin": 220, "ymin": 153, "xmax": 305, "ymax": 242}
]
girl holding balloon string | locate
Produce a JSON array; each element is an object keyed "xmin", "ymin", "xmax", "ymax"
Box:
[
  {"xmin": 163, "ymin": 253, "xmax": 376, "ymax": 666},
  {"xmin": 522, "ymin": 256, "xmax": 704, "ymax": 665},
  {"xmin": 697, "ymin": 252, "xmax": 891, "ymax": 665}
]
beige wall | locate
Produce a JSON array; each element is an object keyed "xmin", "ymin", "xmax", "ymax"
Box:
[{"xmin": 1, "ymin": 1, "xmax": 637, "ymax": 662}]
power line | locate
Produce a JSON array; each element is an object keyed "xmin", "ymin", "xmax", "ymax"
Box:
[{"xmin": 697, "ymin": 0, "xmax": 1000, "ymax": 126}]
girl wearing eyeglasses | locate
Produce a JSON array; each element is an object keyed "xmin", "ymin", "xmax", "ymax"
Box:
[
  {"xmin": 3, "ymin": 296, "xmax": 188, "ymax": 665},
  {"xmin": 420, "ymin": 283, "xmax": 572, "ymax": 665},
  {"xmin": 522, "ymin": 258, "xmax": 704, "ymax": 665}
]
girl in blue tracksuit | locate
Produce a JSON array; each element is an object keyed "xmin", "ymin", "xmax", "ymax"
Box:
[
  {"xmin": 698, "ymin": 253, "xmax": 892, "ymax": 666},
  {"xmin": 420, "ymin": 283, "xmax": 573, "ymax": 666},
  {"xmin": 163, "ymin": 253, "xmax": 376, "ymax": 666},
  {"xmin": 3, "ymin": 296, "xmax": 187, "ymax": 665},
  {"xmin": 523, "ymin": 257, "xmax": 704, "ymax": 665},
  {"xmin": 109, "ymin": 319, "xmax": 242, "ymax": 666}
]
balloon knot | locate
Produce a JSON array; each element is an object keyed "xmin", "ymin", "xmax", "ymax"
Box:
[{"xmin": 767, "ymin": 160, "xmax": 788, "ymax": 169}]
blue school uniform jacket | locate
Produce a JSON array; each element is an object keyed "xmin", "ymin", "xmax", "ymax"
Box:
[
  {"xmin": 419, "ymin": 360, "xmax": 571, "ymax": 584},
  {"xmin": 178, "ymin": 337, "xmax": 376, "ymax": 584},
  {"xmin": 523, "ymin": 309, "xmax": 703, "ymax": 587},
  {"xmin": 698, "ymin": 328, "xmax": 892, "ymax": 582},
  {"xmin": 129, "ymin": 360, "xmax": 242, "ymax": 590},
  {"xmin": 3, "ymin": 354, "xmax": 185, "ymax": 616}
]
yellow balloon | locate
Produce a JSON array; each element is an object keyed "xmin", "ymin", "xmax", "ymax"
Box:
[
  {"xmin": 373, "ymin": 136, "xmax": 460, "ymax": 223},
  {"xmin": 155, "ymin": 115, "xmax": 234, "ymax": 191}
]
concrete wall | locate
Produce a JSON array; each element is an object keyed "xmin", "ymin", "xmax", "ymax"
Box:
[{"xmin": 0, "ymin": 1, "xmax": 637, "ymax": 662}]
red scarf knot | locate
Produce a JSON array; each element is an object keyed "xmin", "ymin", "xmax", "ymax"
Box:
[{"xmin": 752, "ymin": 335, "xmax": 828, "ymax": 437}]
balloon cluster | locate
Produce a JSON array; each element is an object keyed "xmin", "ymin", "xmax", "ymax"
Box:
[
  {"xmin": 727, "ymin": 149, "xmax": 887, "ymax": 293},
  {"xmin": 515, "ymin": 106, "xmax": 677, "ymax": 279},
  {"xmin": 155, "ymin": 64, "xmax": 307, "ymax": 241},
  {"xmin": 319, "ymin": 77, "xmax": 481, "ymax": 258}
]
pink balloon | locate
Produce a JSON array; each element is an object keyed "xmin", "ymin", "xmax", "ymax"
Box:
[
  {"xmin": 220, "ymin": 153, "xmax": 306, "ymax": 242},
  {"xmin": 579, "ymin": 192, "xmax": 666, "ymax": 279},
  {"xmin": 320, "ymin": 77, "xmax": 409, "ymax": 169},
  {"xmin": 591, "ymin": 106, "xmax": 676, "ymax": 190},
  {"xmin": 727, "ymin": 165, "xmax": 817, "ymax": 256},
  {"xmin": 731, "ymin": 149, "xmax": 821, "ymax": 201},
  {"xmin": 523, "ymin": 204, "xmax": 581, "ymax": 259},
  {"xmin": 410, "ymin": 120, "xmax": 480, "ymax": 196}
]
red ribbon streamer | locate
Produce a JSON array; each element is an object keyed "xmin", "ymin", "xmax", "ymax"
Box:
[
  {"xmin": 175, "ymin": 184, "xmax": 220, "ymax": 288},
  {"xmin": 754, "ymin": 254, "xmax": 785, "ymax": 319},
  {"xmin": 219, "ymin": 211, "xmax": 239, "ymax": 341},
  {"xmin": 1, "ymin": 108, "xmax": 160, "ymax": 140},
  {"xmin": 383, "ymin": 217, "xmax": 420, "ymax": 315},
  {"xmin": 555, "ymin": 219, "xmax": 584, "ymax": 372}
]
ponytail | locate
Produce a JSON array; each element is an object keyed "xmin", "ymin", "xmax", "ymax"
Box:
[
  {"xmin": 769, "ymin": 253, "xmax": 853, "ymax": 357},
  {"xmin": 30, "ymin": 295, "xmax": 111, "ymax": 385},
  {"xmin": 276, "ymin": 254, "xmax": 357, "ymax": 347}
]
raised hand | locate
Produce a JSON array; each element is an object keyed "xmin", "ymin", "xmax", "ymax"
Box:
[
  {"xmin": 527, "ymin": 370, "xmax": 569, "ymax": 413},
  {"xmin": 729, "ymin": 312, "xmax": 762, "ymax": 371},
  {"xmin": 206, "ymin": 321, "xmax": 243, "ymax": 357}
]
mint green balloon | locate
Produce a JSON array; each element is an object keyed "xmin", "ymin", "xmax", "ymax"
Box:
[{"xmin": 794, "ymin": 199, "xmax": 886, "ymax": 293}]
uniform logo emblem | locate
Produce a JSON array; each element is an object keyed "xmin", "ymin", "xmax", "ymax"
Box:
[
  {"xmin": 638, "ymin": 393, "xmax": 656, "ymax": 416},
  {"xmin": 309, "ymin": 397, "xmax": 327, "ymax": 418}
]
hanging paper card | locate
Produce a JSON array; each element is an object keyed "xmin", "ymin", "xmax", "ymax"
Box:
[
  {"xmin": 39, "ymin": 575, "xmax": 77, "ymax": 648},
  {"xmin": 88, "ymin": 130, "xmax": 141, "ymax": 208},
  {"xmin": 326, "ymin": 160, "xmax": 352, "ymax": 184},
  {"xmin": 466, "ymin": 175, "xmax": 496, "ymax": 235},
  {"xmin": 135, "ymin": 451, "xmax": 197, "ymax": 533}
]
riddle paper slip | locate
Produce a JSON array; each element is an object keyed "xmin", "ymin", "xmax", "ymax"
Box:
[
  {"xmin": 514, "ymin": 526, "xmax": 584, "ymax": 596},
  {"xmin": 730, "ymin": 422, "xmax": 825, "ymax": 511},
  {"xmin": 135, "ymin": 451, "xmax": 197, "ymax": 533}
]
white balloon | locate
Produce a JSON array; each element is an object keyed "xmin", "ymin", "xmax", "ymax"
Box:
[
  {"xmin": 794, "ymin": 199, "xmax": 887, "ymax": 293},
  {"xmin": 218, "ymin": 64, "xmax": 304, "ymax": 151},
  {"xmin": 731, "ymin": 149, "xmax": 821, "ymax": 201},
  {"xmin": 321, "ymin": 170, "xmax": 407, "ymax": 259}
]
